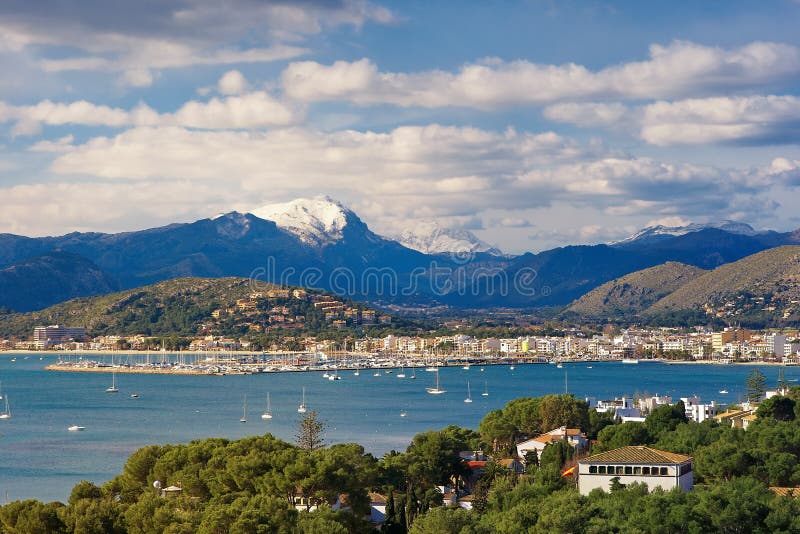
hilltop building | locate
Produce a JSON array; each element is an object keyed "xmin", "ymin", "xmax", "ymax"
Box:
[
  {"xmin": 577, "ymin": 446, "xmax": 694, "ymax": 495},
  {"xmin": 33, "ymin": 325, "xmax": 86, "ymax": 349}
]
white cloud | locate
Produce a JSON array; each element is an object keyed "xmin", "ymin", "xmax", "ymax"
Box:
[
  {"xmin": 543, "ymin": 102, "xmax": 631, "ymax": 127},
  {"xmin": 640, "ymin": 95, "xmax": 800, "ymax": 145},
  {"xmin": 0, "ymin": 1, "xmax": 395, "ymax": 86},
  {"xmin": 0, "ymin": 92, "xmax": 298, "ymax": 134},
  {"xmin": 281, "ymin": 41, "xmax": 800, "ymax": 109},
  {"xmin": 217, "ymin": 70, "xmax": 249, "ymax": 95}
]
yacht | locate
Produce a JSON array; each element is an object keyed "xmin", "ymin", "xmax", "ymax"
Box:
[
  {"xmin": 719, "ymin": 389, "xmax": 729, "ymax": 394},
  {"xmin": 261, "ymin": 392, "xmax": 273, "ymax": 420},
  {"xmin": 0, "ymin": 395, "xmax": 10, "ymax": 419},
  {"xmin": 240, "ymin": 394, "xmax": 247, "ymax": 423},
  {"xmin": 464, "ymin": 381, "xmax": 473, "ymax": 403},
  {"xmin": 106, "ymin": 372, "xmax": 119, "ymax": 393},
  {"xmin": 298, "ymin": 387, "xmax": 307, "ymax": 413},
  {"xmin": 426, "ymin": 369, "xmax": 446, "ymax": 395},
  {"xmin": 482, "ymin": 381, "xmax": 489, "ymax": 397},
  {"xmin": 67, "ymin": 425, "xmax": 86, "ymax": 432}
]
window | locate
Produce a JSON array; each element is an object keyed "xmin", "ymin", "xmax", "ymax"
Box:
[
  {"xmin": 599, "ymin": 466, "xmax": 606, "ymax": 474},
  {"xmin": 679, "ymin": 463, "xmax": 693, "ymax": 476},
  {"xmin": 589, "ymin": 465, "xmax": 597, "ymax": 474},
  {"xmin": 660, "ymin": 467, "xmax": 668, "ymax": 476},
  {"xmin": 633, "ymin": 466, "xmax": 642, "ymax": 475},
  {"xmin": 616, "ymin": 466, "xmax": 624, "ymax": 475},
  {"xmin": 642, "ymin": 467, "xmax": 650, "ymax": 475},
  {"xmin": 624, "ymin": 466, "xmax": 632, "ymax": 475}
]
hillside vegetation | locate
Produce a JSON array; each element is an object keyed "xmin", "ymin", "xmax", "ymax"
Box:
[
  {"xmin": 646, "ymin": 245, "xmax": 800, "ymax": 326},
  {"xmin": 564, "ymin": 261, "xmax": 706, "ymax": 319}
]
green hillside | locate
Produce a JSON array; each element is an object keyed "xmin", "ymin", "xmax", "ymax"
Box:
[
  {"xmin": 563, "ymin": 261, "xmax": 705, "ymax": 319},
  {"xmin": 0, "ymin": 277, "xmax": 398, "ymax": 341},
  {"xmin": 646, "ymin": 245, "xmax": 800, "ymax": 327}
]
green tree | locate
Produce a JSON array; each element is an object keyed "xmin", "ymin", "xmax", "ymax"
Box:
[
  {"xmin": 757, "ymin": 395, "xmax": 796, "ymax": 421},
  {"xmin": 746, "ymin": 369, "xmax": 768, "ymax": 404},
  {"xmin": 296, "ymin": 411, "xmax": 325, "ymax": 452}
]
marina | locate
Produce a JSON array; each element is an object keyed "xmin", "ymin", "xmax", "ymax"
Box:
[{"xmin": 0, "ymin": 353, "xmax": 796, "ymax": 503}]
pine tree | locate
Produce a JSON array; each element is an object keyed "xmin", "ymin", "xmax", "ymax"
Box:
[
  {"xmin": 746, "ymin": 369, "xmax": 767, "ymax": 404},
  {"xmin": 295, "ymin": 411, "xmax": 325, "ymax": 452}
]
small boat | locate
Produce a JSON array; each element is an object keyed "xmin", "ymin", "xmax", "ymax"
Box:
[
  {"xmin": 298, "ymin": 387, "xmax": 307, "ymax": 413},
  {"xmin": 328, "ymin": 371, "xmax": 341, "ymax": 381},
  {"xmin": 719, "ymin": 389, "xmax": 729, "ymax": 394},
  {"xmin": 621, "ymin": 358, "xmax": 639, "ymax": 364},
  {"xmin": 106, "ymin": 372, "xmax": 119, "ymax": 393},
  {"xmin": 0, "ymin": 395, "xmax": 10, "ymax": 419},
  {"xmin": 587, "ymin": 366, "xmax": 593, "ymax": 369},
  {"xmin": 67, "ymin": 425, "xmax": 86, "ymax": 432},
  {"xmin": 482, "ymin": 381, "xmax": 489, "ymax": 397},
  {"xmin": 426, "ymin": 369, "xmax": 446, "ymax": 395},
  {"xmin": 556, "ymin": 363, "xmax": 563, "ymax": 369},
  {"xmin": 480, "ymin": 368, "xmax": 484, "ymax": 372},
  {"xmin": 322, "ymin": 372, "xmax": 330, "ymax": 379},
  {"xmin": 509, "ymin": 365, "xmax": 515, "ymax": 370},
  {"xmin": 410, "ymin": 369, "xmax": 416, "ymax": 380},
  {"xmin": 240, "ymin": 394, "xmax": 247, "ymax": 423},
  {"xmin": 261, "ymin": 392, "xmax": 273, "ymax": 420},
  {"xmin": 373, "ymin": 372, "xmax": 381, "ymax": 377},
  {"xmin": 130, "ymin": 393, "xmax": 139, "ymax": 398},
  {"xmin": 464, "ymin": 381, "xmax": 473, "ymax": 403},
  {"xmin": 462, "ymin": 364, "xmax": 470, "ymax": 370},
  {"xmin": 397, "ymin": 366, "xmax": 406, "ymax": 378},
  {"xmin": 400, "ymin": 410, "xmax": 408, "ymax": 417},
  {"xmin": 353, "ymin": 370, "xmax": 360, "ymax": 376},
  {"xmin": 425, "ymin": 367, "xmax": 438, "ymax": 372}
]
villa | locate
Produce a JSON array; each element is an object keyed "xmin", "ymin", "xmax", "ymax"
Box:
[{"xmin": 577, "ymin": 446, "xmax": 694, "ymax": 495}]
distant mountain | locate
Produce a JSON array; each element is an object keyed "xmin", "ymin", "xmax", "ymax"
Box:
[
  {"xmin": 613, "ymin": 220, "xmax": 759, "ymax": 246},
  {"xmin": 1, "ymin": 199, "xmax": 799, "ymax": 312},
  {"xmin": 564, "ymin": 262, "xmax": 706, "ymax": 319},
  {"xmin": 249, "ymin": 196, "xmax": 352, "ymax": 248},
  {"xmin": 646, "ymin": 245, "xmax": 800, "ymax": 326},
  {"xmin": 0, "ymin": 251, "xmax": 118, "ymax": 312},
  {"xmin": 392, "ymin": 220, "xmax": 504, "ymax": 256}
]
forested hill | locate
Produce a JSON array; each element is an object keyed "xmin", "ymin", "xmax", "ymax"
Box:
[{"xmin": 0, "ymin": 277, "xmax": 406, "ymax": 341}]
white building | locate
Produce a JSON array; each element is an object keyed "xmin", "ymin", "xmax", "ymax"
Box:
[
  {"xmin": 516, "ymin": 426, "xmax": 588, "ymax": 459},
  {"xmin": 681, "ymin": 397, "xmax": 722, "ymax": 423},
  {"xmin": 766, "ymin": 333, "xmax": 787, "ymax": 358},
  {"xmin": 577, "ymin": 446, "xmax": 694, "ymax": 495}
]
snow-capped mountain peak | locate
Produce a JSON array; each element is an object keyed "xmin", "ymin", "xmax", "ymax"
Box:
[
  {"xmin": 249, "ymin": 196, "xmax": 353, "ymax": 247},
  {"xmin": 393, "ymin": 221, "xmax": 503, "ymax": 256},
  {"xmin": 613, "ymin": 220, "xmax": 758, "ymax": 245}
]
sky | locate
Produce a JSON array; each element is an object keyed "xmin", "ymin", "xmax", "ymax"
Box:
[{"xmin": 1, "ymin": 0, "xmax": 800, "ymax": 254}]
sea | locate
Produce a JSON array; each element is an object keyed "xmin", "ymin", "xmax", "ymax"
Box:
[{"xmin": 0, "ymin": 353, "xmax": 794, "ymax": 503}]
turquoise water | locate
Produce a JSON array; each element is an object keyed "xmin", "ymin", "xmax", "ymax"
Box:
[{"xmin": 0, "ymin": 354, "xmax": 794, "ymax": 503}]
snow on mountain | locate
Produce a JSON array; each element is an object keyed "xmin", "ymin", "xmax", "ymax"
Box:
[
  {"xmin": 249, "ymin": 196, "xmax": 352, "ymax": 247},
  {"xmin": 613, "ymin": 220, "xmax": 758, "ymax": 245},
  {"xmin": 393, "ymin": 221, "xmax": 503, "ymax": 256}
]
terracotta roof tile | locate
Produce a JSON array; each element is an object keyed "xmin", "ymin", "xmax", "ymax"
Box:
[
  {"xmin": 770, "ymin": 487, "xmax": 800, "ymax": 498},
  {"xmin": 581, "ymin": 446, "xmax": 692, "ymax": 464}
]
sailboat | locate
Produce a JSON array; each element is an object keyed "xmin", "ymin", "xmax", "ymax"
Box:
[
  {"xmin": 298, "ymin": 387, "xmax": 307, "ymax": 413},
  {"xmin": 0, "ymin": 381, "xmax": 4, "ymax": 400},
  {"xmin": 397, "ymin": 366, "xmax": 406, "ymax": 378},
  {"xmin": 353, "ymin": 369, "xmax": 360, "ymax": 376},
  {"xmin": 0, "ymin": 395, "xmax": 10, "ymax": 419},
  {"xmin": 328, "ymin": 369, "xmax": 341, "ymax": 380},
  {"xmin": 482, "ymin": 381, "xmax": 489, "ymax": 397},
  {"xmin": 240, "ymin": 394, "xmax": 247, "ymax": 423},
  {"xmin": 464, "ymin": 381, "xmax": 473, "ymax": 403},
  {"xmin": 410, "ymin": 368, "xmax": 416, "ymax": 380},
  {"xmin": 261, "ymin": 392, "xmax": 273, "ymax": 420},
  {"xmin": 426, "ymin": 369, "xmax": 446, "ymax": 394},
  {"xmin": 106, "ymin": 372, "xmax": 119, "ymax": 393},
  {"xmin": 67, "ymin": 425, "xmax": 86, "ymax": 431}
]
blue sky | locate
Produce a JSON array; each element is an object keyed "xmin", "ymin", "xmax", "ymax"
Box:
[{"xmin": 1, "ymin": 0, "xmax": 800, "ymax": 253}]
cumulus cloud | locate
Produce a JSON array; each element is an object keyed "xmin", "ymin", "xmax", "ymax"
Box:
[
  {"xmin": 42, "ymin": 124, "xmax": 789, "ymax": 228},
  {"xmin": 217, "ymin": 70, "xmax": 249, "ymax": 95},
  {"xmin": 0, "ymin": 92, "xmax": 298, "ymax": 134},
  {"xmin": 281, "ymin": 41, "xmax": 800, "ymax": 109},
  {"xmin": 543, "ymin": 102, "xmax": 632, "ymax": 127},
  {"xmin": 0, "ymin": 0, "xmax": 395, "ymax": 86}
]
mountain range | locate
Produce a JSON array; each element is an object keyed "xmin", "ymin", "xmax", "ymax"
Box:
[
  {"xmin": 564, "ymin": 246, "xmax": 800, "ymax": 327},
  {"xmin": 1, "ymin": 196, "xmax": 799, "ymax": 313}
]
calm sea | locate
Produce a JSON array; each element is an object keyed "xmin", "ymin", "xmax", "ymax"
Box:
[{"xmin": 0, "ymin": 354, "xmax": 793, "ymax": 503}]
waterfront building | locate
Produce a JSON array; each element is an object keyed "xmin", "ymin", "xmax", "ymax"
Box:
[
  {"xmin": 33, "ymin": 325, "xmax": 86, "ymax": 349},
  {"xmin": 577, "ymin": 446, "xmax": 694, "ymax": 495}
]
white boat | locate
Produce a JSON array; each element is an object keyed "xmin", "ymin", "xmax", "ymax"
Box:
[
  {"xmin": 397, "ymin": 366, "xmax": 406, "ymax": 378},
  {"xmin": 464, "ymin": 381, "xmax": 473, "ymax": 403},
  {"xmin": 426, "ymin": 369, "xmax": 446, "ymax": 395},
  {"xmin": 106, "ymin": 372, "xmax": 119, "ymax": 393},
  {"xmin": 719, "ymin": 389, "xmax": 729, "ymax": 394},
  {"xmin": 373, "ymin": 372, "xmax": 381, "ymax": 377},
  {"xmin": 587, "ymin": 366, "xmax": 593, "ymax": 369},
  {"xmin": 240, "ymin": 394, "xmax": 247, "ymax": 423},
  {"xmin": 67, "ymin": 425, "xmax": 85, "ymax": 431},
  {"xmin": 353, "ymin": 369, "xmax": 360, "ymax": 376},
  {"xmin": 261, "ymin": 392, "xmax": 273, "ymax": 420},
  {"xmin": 328, "ymin": 371, "xmax": 341, "ymax": 381},
  {"xmin": 482, "ymin": 381, "xmax": 489, "ymax": 397},
  {"xmin": 130, "ymin": 393, "xmax": 139, "ymax": 398},
  {"xmin": 425, "ymin": 367, "xmax": 438, "ymax": 372},
  {"xmin": 509, "ymin": 365, "xmax": 515, "ymax": 370},
  {"xmin": 0, "ymin": 381, "xmax": 4, "ymax": 400},
  {"xmin": 556, "ymin": 363, "xmax": 563, "ymax": 369},
  {"xmin": 0, "ymin": 395, "xmax": 10, "ymax": 419},
  {"xmin": 410, "ymin": 369, "xmax": 416, "ymax": 380},
  {"xmin": 400, "ymin": 410, "xmax": 408, "ymax": 417},
  {"xmin": 621, "ymin": 358, "xmax": 639, "ymax": 364},
  {"xmin": 298, "ymin": 387, "xmax": 307, "ymax": 413},
  {"xmin": 462, "ymin": 364, "xmax": 470, "ymax": 370},
  {"xmin": 322, "ymin": 371, "xmax": 330, "ymax": 378}
]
